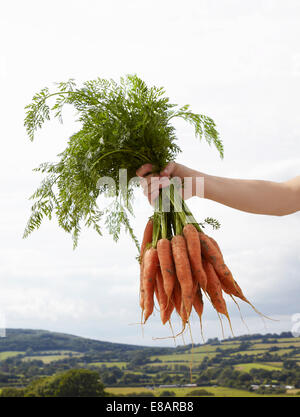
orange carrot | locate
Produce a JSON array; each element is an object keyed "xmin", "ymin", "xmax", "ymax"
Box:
[
  {"xmin": 207, "ymin": 239, "xmax": 241, "ymax": 299},
  {"xmin": 154, "ymin": 279, "xmax": 159, "ymax": 302},
  {"xmin": 221, "ymin": 277, "xmax": 252, "ymax": 306},
  {"xmin": 172, "ymin": 279, "xmax": 182, "ymax": 317},
  {"xmin": 164, "ymin": 298, "xmax": 175, "ymax": 324},
  {"xmin": 208, "ymin": 235, "xmax": 222, "ymax": 255},
  {"xmin": 193, "ymin": 285, "xmax": 204, "ymax": 319},
  {"xmin": 207, "ymin": 234, "xmax": 239, "ymax": 294},
  {"xmin": 139, "ymin": 219, "xmax": 153, "ymax": 313},
  {"xmin": 183, "ymin": 224, "xmax": 207, "ymax": 291},
  {"xmin": 208, "ymin": 235, "xmax": 271, "ymax": 322},
  {"xmin": 199, "ymin": 231, "xmax": 224, "ymax": 266},
  {"xmin": 171, "ymin": 277, "xmax": 188, "ymax": 326},
  {"xmin": 180, "ymin": 300, "xmax": 189, "ymax": 325},
  {"xmin": 140, "ymin": 218, "xmax": 154, "ymax": 259},
  {"xmin": 191, "ymin": 272, "xmax": 199, "ymax": 302},
  {"xmin": 199, "ymin": 232, "xmax": 237, "ymax": 293},
  {"xmin": 171, "ymin": 235, "xmax": 194, "ymax": 319},
  {"xmin": 193, "ymin": 284, "xmax": 204, "ymax": 339},
  {"xmin": 203, "ymin": 258, "xmax": 229, "ymax": 317},
  {"xmin": 139, "ymin": 260, "xmax": 145, "ymax": 311},
  {"xmin": 208, "ymin": 236, "xmax": 252, "ymax": 304},
  {"xmin": 143, "ymin": 247, "xmax": 159, "ymax": 323},
  {"xmin": 157, "ymin": 238, "xmax": 176, "ymax": 303},
  {"xmin": 155, "ymin": 267, "xmax": 174, "ymax": 324}
]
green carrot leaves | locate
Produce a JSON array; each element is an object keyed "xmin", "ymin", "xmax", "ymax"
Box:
[{"xmin": 24, "ymin": 74, "xmax": 223, "ymax": 247}]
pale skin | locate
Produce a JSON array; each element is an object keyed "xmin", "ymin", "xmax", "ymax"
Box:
[{"xmin": 136, "ymin": 162, "xmax": 300, "ymax": 216}]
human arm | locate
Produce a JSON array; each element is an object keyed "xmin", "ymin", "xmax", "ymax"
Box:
[{"xmin": 136, "ymin": 162, "xmax": 300, "ymax": 216}]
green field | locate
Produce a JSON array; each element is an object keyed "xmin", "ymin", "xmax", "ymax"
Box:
[
  {"xmin": 252, "ymin": 342, "xmax": 300, "ymax": 349},
  {"xmin": 151, "ymin": 352, "xmax": 217, "ymax": 363},
  {"xmin": 277, "ymin": 338, "xmax": 300, "ymax": 343},
  {"xmin": 90, "ymin": 362, "xmax": 127, "ymax": 368},
  {"xmin": 231, "ymin": 349, "xmax": 267, "ymax": 356},
  {"xmin": 234, "ymin": 363, "xmax": 283, "ymax": 372},
  {"xmin": 265, "ymin": 362, "xmax": 283, "ymax": 368},
  {"xmin": 189, "ymin": 344, "xmax": 238, "ymax": 353},
  {"xmin": 107, "ymin": 386, "xmax": 299, "ymax": 397},
  {"xmin": 23, "ymin": 355, "xmax": 72, "ymax": 363},
  {"xmin": 0, "ymin": 351, "xmax": 24, "ymax": 360},
  {"xmin": 22, "ymin": 351, "xmax": 83, "ymax": 364},
  {"xmin": 148, "ymin": 362, "xmax": 197, "ymax": 369},
  {"xmin": 275, "ymin": 349, "xmax": 295, "ymax": 356},
  {"xmin": 0, "ymin": 331, "xmax": 299, "ymax": 397}
]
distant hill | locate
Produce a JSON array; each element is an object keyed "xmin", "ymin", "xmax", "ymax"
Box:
[
  {"xmin": 0, "ymin": 328, "xmax": 295, "ymax": 354},
  {"xmin": 0, "ymin": 329, "xmax": 158, "ymax": 353},
  {"xmin": 0, "ymin": 329, "xmax": 299, "ymax": 394}
]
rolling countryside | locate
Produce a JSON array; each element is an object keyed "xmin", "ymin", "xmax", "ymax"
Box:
[{"xmin": 0, "ymin": 329, "xmax": 299, "ymax": 397}]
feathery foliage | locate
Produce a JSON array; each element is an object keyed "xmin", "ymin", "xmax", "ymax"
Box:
[{"xmin": 24, "ymin": 74, "xmax": 223, "ymax": 249}]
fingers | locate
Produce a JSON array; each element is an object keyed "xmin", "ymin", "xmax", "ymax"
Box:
[
  {"xmin": 136, "ymin": 162, "xmax": 176, "ymax": 206},
  {"xmin": 159, "ymin": 161, "xmax": 176, "ymax": 177},
  {"xmin": 136, "ymin": 163, "xmax": 153, "ymax": 177},
  {"xmin": 136, "ymin": 161, "xmax": 176, "ymax": 178},
  {"xmin": 140, "ymin": 176, "xmax": 171, "ymax": 206},
  {"xmin": 136, "ymin": 161, "xmax": 177, "ymax": 178}
]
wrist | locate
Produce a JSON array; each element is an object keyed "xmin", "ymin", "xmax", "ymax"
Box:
[
  {"xmin": 169, "ymin": 163, "xmax": 211, "ymax": 199},
  {"xmin": 176, "ymin": 165, "xmax": 208, "ymax": 199},
  {"xmin": 191, "ymin": 170, "xmax": 208, "ymax": 198}
]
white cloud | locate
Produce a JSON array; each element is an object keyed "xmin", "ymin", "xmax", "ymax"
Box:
[
  {"xmin": 0, "ymin": 55, "xmax": 7, "ymax": 80},
  {"xmin": 0, "ymin": 0, "xmax": 299, "ymax": 345}
]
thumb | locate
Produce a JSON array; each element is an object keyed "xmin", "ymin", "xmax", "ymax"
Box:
[{"xmin": 159, "ymin": 161, "xmax": 176, "ymax": 177}]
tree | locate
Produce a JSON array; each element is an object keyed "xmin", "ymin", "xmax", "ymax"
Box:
[
  {"xmin": 24, "ymin": 369, "xmax": 106, "ymax": 397},
  {"xmin": 159, "ymin": 390, "xmax": 176, "ymax": 397},
  {"xmin": 55, "ymin": 369, "xmax": 105, "ymax": 397},
  {"xmin": 24, "ymin": 375, "xmax": 60, "ymax": 397},
  {"xmin": 0, "ymin": 372, "xmax": 9, "ymax": 383},
  {"xmin": 283, "ymin": 360, "xmax": 295, "ymax": 370},
  {"xmin": 129, "ymin": 351, "xmax": 148, "ymax": 367},
  {"xmin": 187, "ymin": 389, "xmax": 214, "ymax": 397},
  {"xmin": 207, "ymin": 338, "xmax": 220, "ymax": 345},
  {"xmin": 239, "ymin": 341, "xmax": 251, "ymax": 351}
]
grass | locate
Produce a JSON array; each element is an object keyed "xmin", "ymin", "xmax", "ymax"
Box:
[
  {"xmin": 106, "ymin": 386, "xmax": 300, "ymax": 397},
  {"xmin": 90, "ymin": 362, "xmax": 127, "ymax": 368},
  {"xmin": 231, "ymin": 349, "xmax": 267, "ymax": 356},
  {"xmin": 188, "ymin": 345, "xmax": 217, "ymax": 353},
  {"xmin": 234, "ymin": 363, "xmax": 283, "ymax": 372},
  {"xmin": 108, "ymin": 387, "xmax": 154, "ymax": 395},
  {"xmin": 275, "ymin": 349, "xmax": 295, "ymax": 356},
  {"xmin": 0, "ymin": 351, "xmax": 24, "ymax": 360},
  {"xmin": 252, "ymin": 342, "xmax": 300, "ymax": 349},
  {"xmin": 23, "ymin": 353, "xmax": 82, "ymax": 364},
  {"xmin": 276, "ymin": 338, "xmax": 300, "ymax": 343},
  {"xmin": 188, "ymin": 344, "xmax": 239, "ymax": 353},
  {"xmin": 265, "ymin": 362, "xmax": 283, "ymax": 368},
  {"xmin": 148, "ymin": 362, "xmax": 194, "ymax": 369},
  {"xmin": 150, "ymin": 352, "xmax": 216, "ymax": 363}
]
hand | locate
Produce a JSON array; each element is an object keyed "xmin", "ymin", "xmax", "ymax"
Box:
[{"xmin": 136, "ymin": 162, "xmax": 194, "ymax": 206}]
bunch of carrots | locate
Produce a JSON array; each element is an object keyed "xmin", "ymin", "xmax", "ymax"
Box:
[{"xmin": 139, "ymin": 185, "xmax": 262, "ymax": 339}]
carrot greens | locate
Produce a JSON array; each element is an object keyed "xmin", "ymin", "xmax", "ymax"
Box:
[{"xmin": 24, "ymin": 74, "xmax": 223, "ymax": 249}]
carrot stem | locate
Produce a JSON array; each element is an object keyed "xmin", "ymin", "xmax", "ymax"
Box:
[
  {"xmin": 168, "ymin": 184, "xmax": 203, "ymax": 232},
  {"xmin": 152, "ymin": 197, "xmax": 161, "ymax": 248},
  {"xmin": 159, "ymin": 191, "xmax": 168, "ymax": 240}
]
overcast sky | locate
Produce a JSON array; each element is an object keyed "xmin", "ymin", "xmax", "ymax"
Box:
[{"xmin": 0, "ymin": 0, "xmax": 299, "ymax": 347}]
